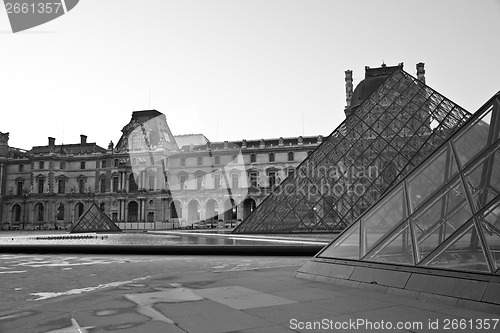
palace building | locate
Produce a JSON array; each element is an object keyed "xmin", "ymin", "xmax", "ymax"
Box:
[{"xmin": 0, "ymin": 110, "xmax": 322, "ymax": 230}]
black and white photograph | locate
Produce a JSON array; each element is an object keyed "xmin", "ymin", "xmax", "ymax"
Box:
[{"xmin": 1, "ymin": 1, "xmax": 499, "ymax": 332}]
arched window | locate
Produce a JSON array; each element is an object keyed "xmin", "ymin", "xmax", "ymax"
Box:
[
  {"xmin": 127, "ymin": 201, "xmax": 138, "ymax": 222},
  {"xmin": 75, "ymin": 202, "xmax": 84, "ymax": 218},
  {"xmin": 12, "ymin": 204, "xmax": 21, "ymax": 222},
  {"xmin": 56, "ymin": 203, "xmax": 64, "ymax": 220},
  {"xmin": 250, "ymin": 154, "xmax": 256, "ymax": 163},
  {"xmin": 35, "ymin": 203, "xmax": 44, "ymax": 222},
  {"xmin": 269, "ymin": 153, "xmax": 275, "ymax": 162}
]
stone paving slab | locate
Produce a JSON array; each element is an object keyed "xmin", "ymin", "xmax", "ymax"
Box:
[{"xmin": 0, "ymin": 255, "xmax": 499, "ymax": 332}]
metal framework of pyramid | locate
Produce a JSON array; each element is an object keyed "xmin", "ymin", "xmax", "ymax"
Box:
[
  {"xmin": 69, "ymin": 203, "xmax": 122, "ymax": 233},
  {"xmin": 316, "ymin": 92, "xmax": 500, "ymax": 274},
  {"xmin": 234, "ymin": 66, "xmax": 472, "ymax": 234}
]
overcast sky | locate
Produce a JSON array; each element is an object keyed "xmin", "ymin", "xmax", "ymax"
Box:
[{"xmin": 1, "ymin": 0, "xmax": 499, "ymax": 150}]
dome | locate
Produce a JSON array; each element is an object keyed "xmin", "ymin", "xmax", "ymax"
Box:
[{"xmin": 348, "ymin": 63, "xmax": 404, "ymax": 110}]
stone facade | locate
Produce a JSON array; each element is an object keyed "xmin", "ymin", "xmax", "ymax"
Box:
[{"xmin": 0, "ymin": 112, "xmax": 321, "ymax": 230}]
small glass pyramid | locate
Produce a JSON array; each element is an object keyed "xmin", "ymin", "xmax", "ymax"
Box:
[
  {"xmin": 69, "ymin": 203, "xmax": 122, "ymax": 233},
  {"xmin": 316, "ymin": 92, "xmax": 500, "ymax": 274},
  {"xmin": 234, "ymin": 65, "xmax": 471, "ymax": 234}
]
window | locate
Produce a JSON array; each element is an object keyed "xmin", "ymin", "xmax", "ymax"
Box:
[
  {"xmin": 148, "ymin": 175, "xmax": 155, "ymax": 191},
  {"xmin": 249, "ymin": 171, "xmax": 259, "ymax": 187},
  {"xmin": 286, "ymin": 168, "xmax": 295, "ymax": 178},
  {"xmin": 96, "ymin": 160, "xmax": 100, "ymax": 169},
  {"xmin": 59, "ymin": 161, "xmax": 65, "ymax": 170},
  {"xmin": 288, "ymin": 152, "xmax": 294, "ymax": 162},
  {"xmin": 112, "ymin": 212, "xmax": 118, "ymax": 221},
  {"xmin": 18, "ymin": 165, "xmax": 24, "ymax": 172},
  {"xmin": 180, "ymin": 158, "xmax": 186, "ymax": 166},
  {"xmin": 197, "ymin": 157, "xmax": 203, "ymax": 165},
  {"xmin": 56, "ymin": 204, "xmax": 64, "ymax": 220},
  {"xmin": 196, "ymin": 174, "xmax": 204, "ymax": 189},
  {"xmin": 13, "ymin": 204, "xmax": 21, "ymax": 222},
  {"xmin": 112, "ymin": 176, "xmax": 119, "ymax": 192},
  {"xmin": 132, "ymin": 134, "xmax": 141, "ymax": 150},
  {"xmin": 100, "ymin": 178, "xmax": 106, "ymax": 193},
  {"xmin": 250, "ymin": 154, "xmax": 256, "ymax": 163},
  {"xmin": 147, "ymin": 212, "xmax": 154, "ymax": 222},
  {"xmin": 132, "ymin": 158, "xmax": 137, "ymax": 166},
  {"xmin": 268, "ymin": 171, "xmax": 276, "ymax": 188},
  {"xmin": 78, "ymin": 179, "xmax": 85, "ymax": 193},
  {"xmin": 16, "ymin": 181, "xmax": 23, "ymax": 195},
  {"xmin": 214, "ymin": 156, "xmax": 220, "ymax": 165},
  {"xmin": 38, "ymin": 178, "xmax": 44, "ymax": 193},
  {"xmin": 39, "ymin": 161, "xmax": 44, "ymax": 169},
  {"xmin": 129, "ymin": 174, "xmax": 138, "ymax": 193},
  {"xmin": 102, "ymin": 160, "xmax": 106, "ymax": 168},
  {"xmin": 180, "ymin": 175, "xmax": 187, "ymax": 190},
  {"xmin": 232, "ymin": 174, "xmax": 239, "ymax": 189},
  {"xmin": 214, "ymin": 174, "xmax": 221, "ymax": 190},
  {"xmin": 269, "ymin": 153, "xmax": 275, "ymax": 162},
  {"xmin": 114, "ymin": 159, "xmax": 119, "ymax": 167},
  {"xmin": 80, "ymin": 161, "xmax": 86, "ymax": 169},
  {"xmin": 58, "ymin": 179, "xmax": 66, "ymax": 194}
]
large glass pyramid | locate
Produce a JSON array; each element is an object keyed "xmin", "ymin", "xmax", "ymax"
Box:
[
  {"xmin": 316, "ymin": 92, "xmax": 500, "ymax": 274},
  {"xmin": 234, "ymin": 65, "xmax": 471, "ymax": 234},
  {"xmin": 69, "ymin": 203, "xmax": 122, "ymax": 233}
]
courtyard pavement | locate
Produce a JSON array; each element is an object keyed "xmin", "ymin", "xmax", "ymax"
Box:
[{"xmin": 0, "ymin": 251, "xmax": 498, "ymax": 332}]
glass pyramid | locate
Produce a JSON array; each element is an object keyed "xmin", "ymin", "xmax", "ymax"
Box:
[
  {"xmin": 316, "ymin": 92, "xmax": 500, "ymax": 274},
  {"xmin": 69, "ymin": 203, "xmax": 122, "ymax": 233},
  {"xmin": 234, "ymin": 66, "xmax": 471, "ymax": 234}
]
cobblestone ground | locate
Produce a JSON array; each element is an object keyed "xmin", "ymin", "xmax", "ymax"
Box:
[{"xmin": 0, "ymin": 253, "xmax": 308, "ymax": 312}]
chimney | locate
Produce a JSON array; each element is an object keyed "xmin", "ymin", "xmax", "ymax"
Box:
[
  {"xmin": 80, "ymin": 134, "xmax": 87, "ymax": 144},
  {"xmin": 416, "ymin": 62, "xmax": 426, "ymax": 84},
  {"xmin": 345, "ymin": 70, "xmax": 353, "ymax": 108},
  {"xmin": 48, "ymin": 137, "xmax": 55, "ymax": 146}
]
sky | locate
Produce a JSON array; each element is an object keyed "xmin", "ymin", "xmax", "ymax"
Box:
[{"xmin": 1, "ymin": 0, "xmax": 499, "ymax": 150}]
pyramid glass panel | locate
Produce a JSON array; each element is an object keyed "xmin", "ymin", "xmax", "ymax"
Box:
[
  {"xmin": 364, "ymin": 221, "xmax": 414, "ymax": 265},
  {"xmin": 424, "ymin": 222, "xmax": 490, "ymax": 273},
  {"xmin": 319, "ymin": 223, "xmax": 360, "ymax": 259},
  {"xmin": 480, "ymin": 199, "xmax": 500, "ymax": 271},
  {"xmin": 235, "ymin": 67, "xmax": 472, "ymax": 234},
  {"xmin": 361, "ymin": 184, "xmax": 406, "ymax": 256},
  {"xmin": 315, "ymin": 92, "xmax": 500, "ymax": 275}
]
